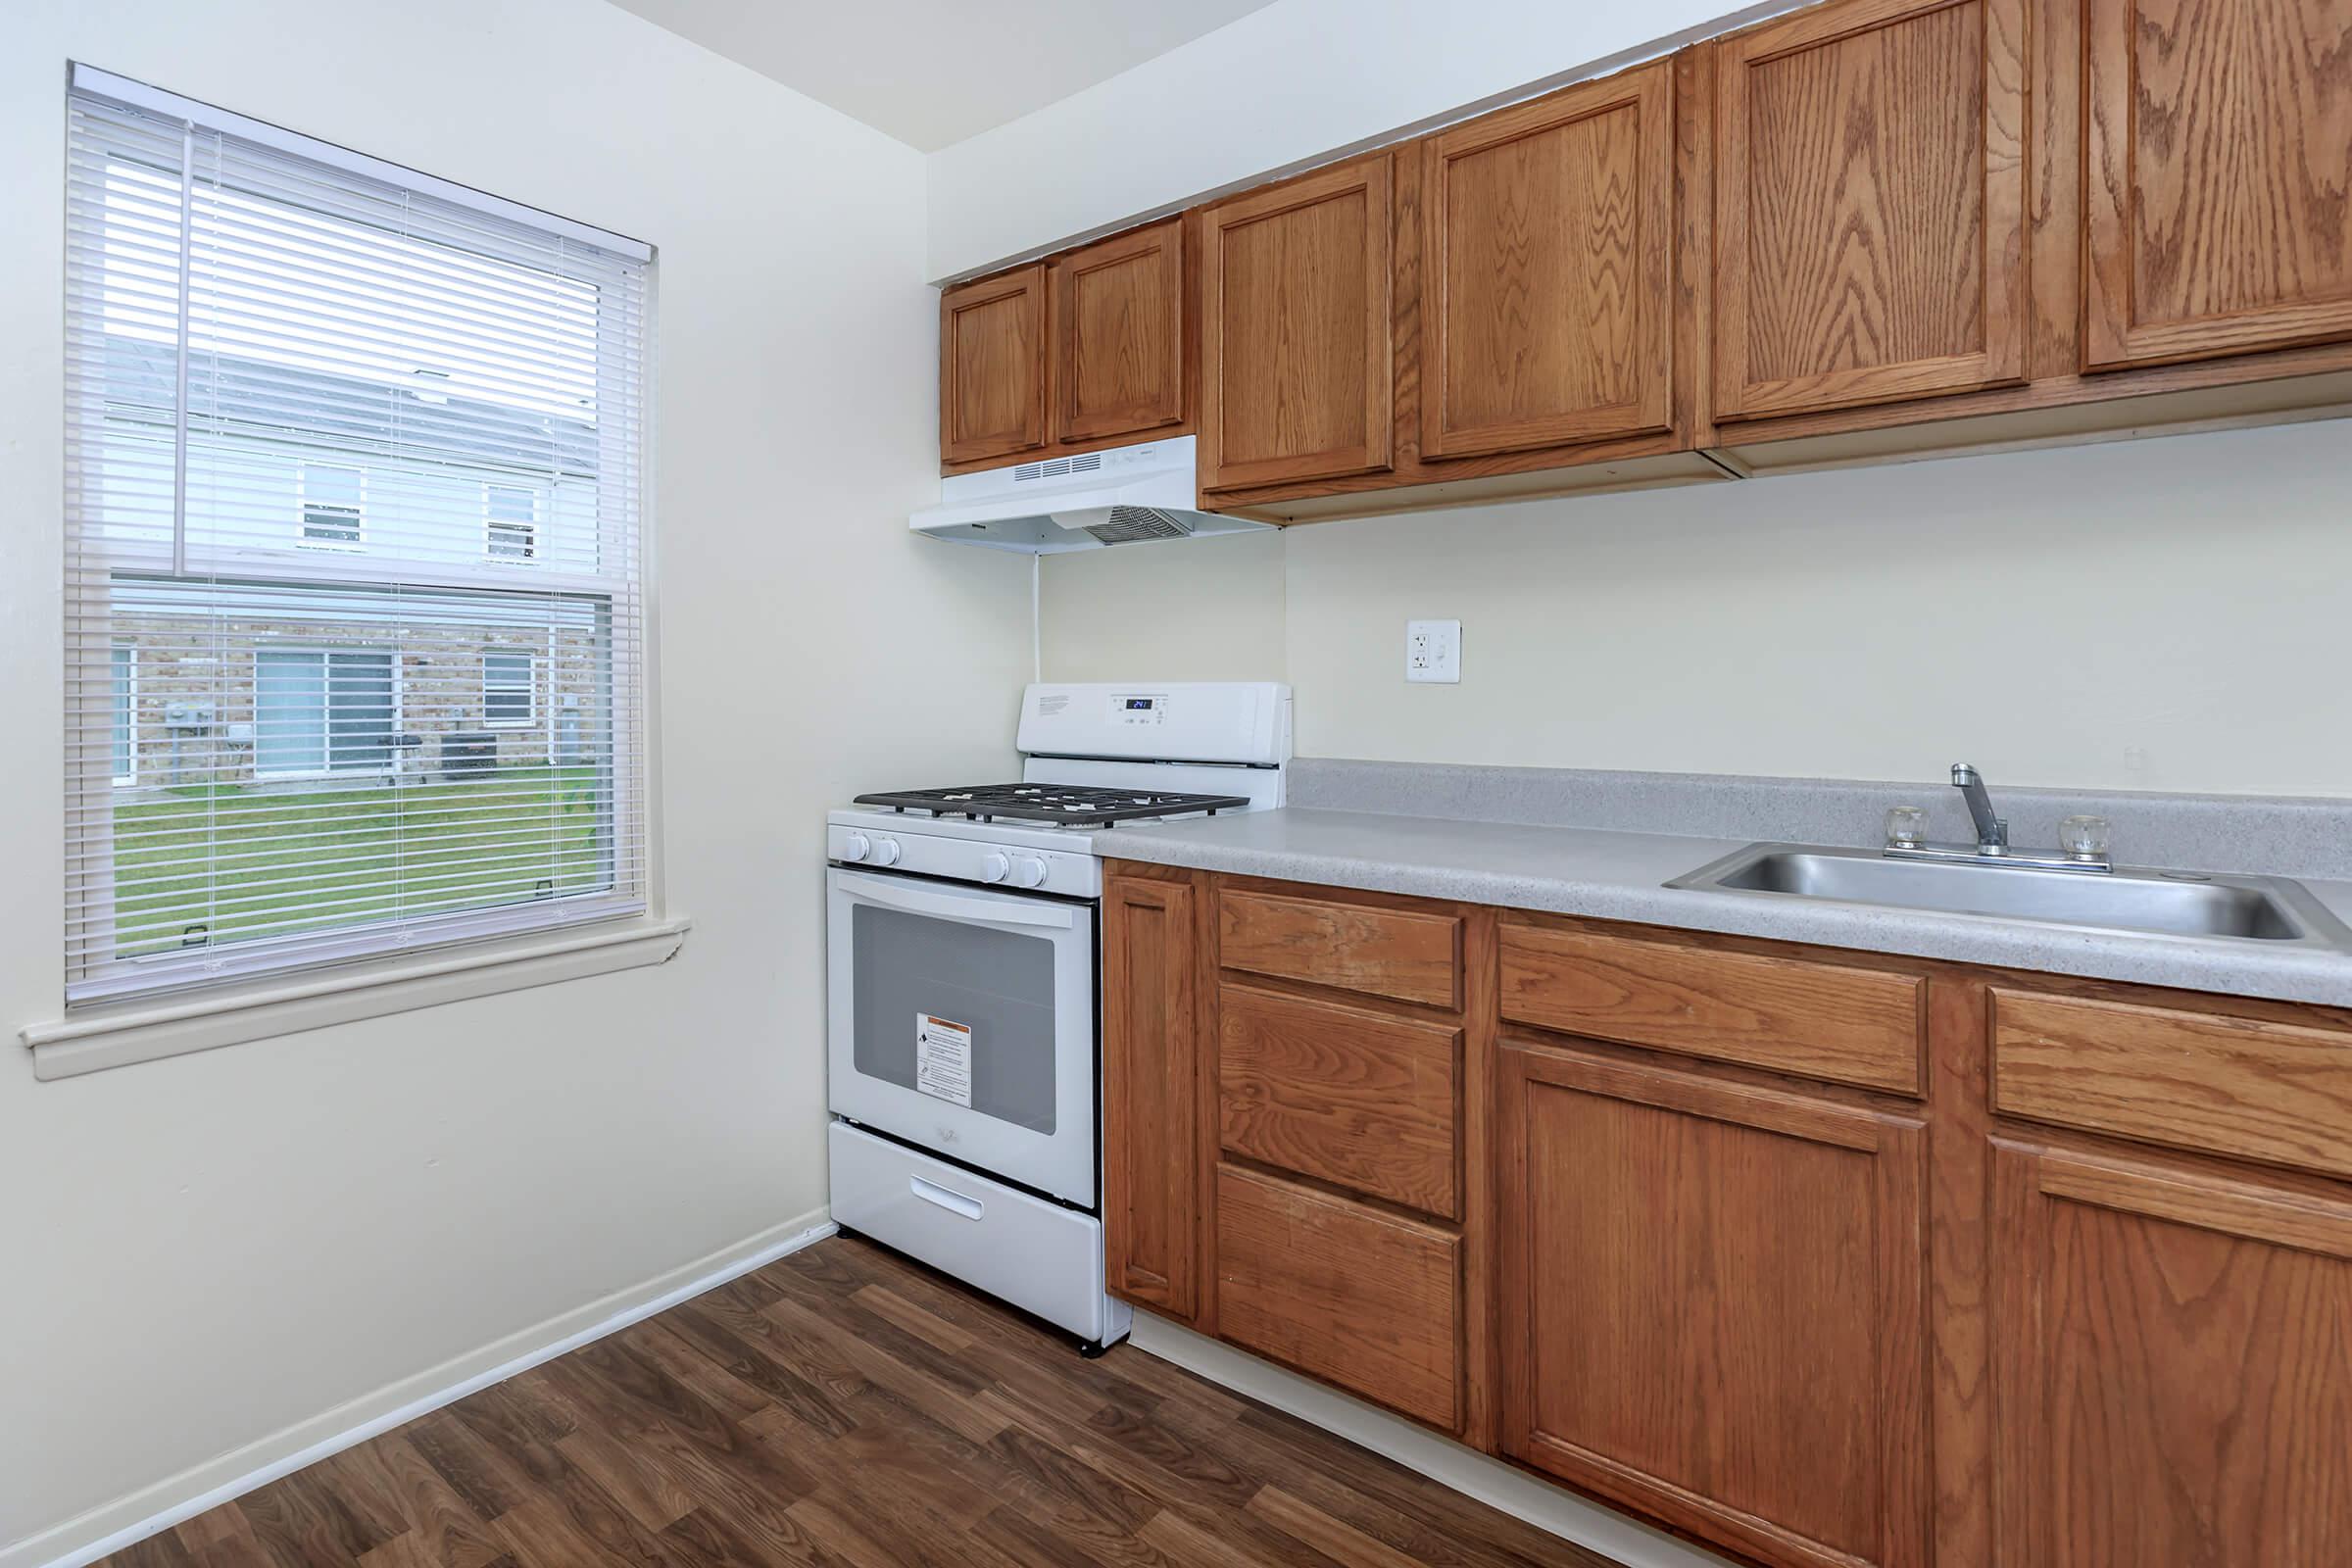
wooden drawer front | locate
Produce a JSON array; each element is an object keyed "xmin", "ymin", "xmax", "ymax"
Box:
[
  {"xmin": 1219, "ymin": 984, "xmax": 1461, "ymax": 1218},
  {"xmin": 1219, "ymin": 889, "xmax": 1462, "ymax": 1009},
  {"xmin": 1992, "ymin": 989, "xmax": 2352, "ymax": 1179},
  {"xmin": 1499, "ymin": 922, "xmax": 1923, "ymax": 1095},
  {"xmin": 1215, "ymin": 1163, "xmax": 1461, "ymax": 1432}
]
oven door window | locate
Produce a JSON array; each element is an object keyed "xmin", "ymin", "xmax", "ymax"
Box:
[{"xmin": 850, "ymin": 903, "xmax": 1058, "ymax": 1135}]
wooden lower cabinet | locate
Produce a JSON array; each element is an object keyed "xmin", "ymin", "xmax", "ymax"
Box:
[
  {"xmin": 1991, "ymin": 1141, "xmax": 2352, "ymax": 1566},
  {"xmin": 1496, "ymin": 1041, "xmax": 1931, "ymax": 1568},
  {"xmin": 1103, "ymin": 864, "xmax": 2352, "ymax": 1568},
  {"xmin": 1101, "ymin": 873, "xmax": 1200, "ymax": 1318}
]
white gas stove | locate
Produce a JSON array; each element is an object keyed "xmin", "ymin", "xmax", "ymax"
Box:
[{"xmin": 823, "ymin": 682, "xmax": 1291, "ymax": 1352}]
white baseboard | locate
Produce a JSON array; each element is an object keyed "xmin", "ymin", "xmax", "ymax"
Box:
[
  {"xmin": 1128, "ymin": 1312, "xmax": 1737, "ymax": 1568},
  {"xmin": 10, "ymin": 1209, "xmax": 837, "ymax": 1568}
]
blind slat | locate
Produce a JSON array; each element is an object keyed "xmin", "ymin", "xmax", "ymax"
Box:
[{"xmin": 64, "ymin": 81, "xmax": 652, "ymax": 1006}]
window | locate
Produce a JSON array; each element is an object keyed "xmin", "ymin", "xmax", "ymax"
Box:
[
  {"xmin": 111, "ymin": 644, "xmax": 136, "ymax": 784},
  {"xmin": 63, "ymin": 68, "xmax": 652, "ymax": 1005},
  {"xmin": 485, "ymin": 484, "xmax": 538, "ymax": 562},
  {"xmin": 255, "ymin": 649, "xmax": 398, "ymax": 774},
  {"xmin": 483, "ymin": 650, "xmax": 536, "ymax": 727},
  {"xmin": 300, "ymin": 464, "xmax": 364, "ymax": 548}
]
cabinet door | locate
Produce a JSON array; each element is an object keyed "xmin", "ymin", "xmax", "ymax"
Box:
[
  {"xmin": 1992, "ymin": 1142, "xmax": 2352, "ymax": 1566},
  {"xmin": 2084, "ymin": 0, "xmax": 2352, "ymax": 370},
  {"xmin": 1102, "ymin": 875, "xmax": 1200, "ymax": 1318},
  {"xmin": 1051, "ymin": 220, "xmax": 1187, "ymax": 446},
  {"xmin": 1713, "ymin": 0, "xmax": 2027, "ymax": 420},
  {"xmin": 1422, "ymin": 60, "xmax": 1676, "ymax": 459},
  {"xmin": 940, "ymin": 265, "xmax": 1048, "ymax": 465},
  {"xmin": 1199, "ymin": 155, "xmax": 1394, "ymax": 491},
  {"xmin": 1497, "ymin": 1044, "xmax": 1930, "ymax": 1568}
]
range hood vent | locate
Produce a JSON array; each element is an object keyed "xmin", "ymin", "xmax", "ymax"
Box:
[
  {"xmin": 1082, "ymin": 506, "xmax": 1192, "ymax": 545},
  {"xmin": 910, "ymin": 435, "xmax": 1270, "ymax": 554}
]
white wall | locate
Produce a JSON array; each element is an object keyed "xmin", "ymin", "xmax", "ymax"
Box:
[
  {"xmin": 924, "ymin": 0, "xmax": 1796, "ymax": 278},
  {"xmin": 0, "ymin": 2, "xmax": 1030, "ymax": 1560},
  {"xmin": 1041, "ymin": 528, "xmax": 1287, "ymax": 682},
  {"xmin": 1044, "ymin": 419, "xmax": 2352, "ymax": 797}
]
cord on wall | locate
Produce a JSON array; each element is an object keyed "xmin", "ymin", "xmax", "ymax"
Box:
[{"xmin": 1032, "ymin": 553, "xmax": 1042, "ymax": 683}]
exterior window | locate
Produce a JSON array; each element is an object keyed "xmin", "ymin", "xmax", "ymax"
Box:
[
  {"xmin": 486, "ymin": 484, "xmax": 538, "ymax": 561},
  {"xmin": 300, "ymin": 464, "xmax": 364, "ymax": 548},
  {"xmin": 112, "ymin": 644, "xmax": 135, "ymax": 784},
  {"xmin": 65, "ymin": 70, "xmax": 650, "ymax": 1005},
  {"xmin": 255, "ymin": 649, "xmax": 397, "ymax": 775},
  {"xmin": 483, "ymin": 650, "xmax": 536, "ymax": 727}
]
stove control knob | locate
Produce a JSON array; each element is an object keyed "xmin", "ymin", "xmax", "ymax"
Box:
[
  {"xmin": 839, "ymin": 832, "xmax": 870, "ymax": 862},
  {"xmin": 869, "ymin": 837, "xmax": 902, "ymax": 867},
  {"xmin": 979, "ymin": 852, "xmax": 1011, "ymax": 884},
  {"xmin": 1010, "ymin": 855, "xmax": 1050, "ymax": 889}
]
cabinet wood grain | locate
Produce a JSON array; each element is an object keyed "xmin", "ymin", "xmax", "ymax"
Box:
[
  {"xmin": 940, "ymin": 265, "xmax": 1048, "ymax": 465},
  {"xmin": 2084, "ymin": 0, "xmax": 2352, "ymax": 370},
  {"xmin": 1497, "ymin": 1044, "xmax": 1930, "ymax": 1568},
  {"xmin": 1421, "ymin": 60, "xmax": 1677, "ymax": 459},
  {"xmin": 1991, "ymin": 986, "xmax": 2352, "ymax": 1180},
  {"xmin": 1050, "ymin": 220, "xmax": 1188, "ymax": 445},
  {"xmin": 1200, "ymin": 155, "xmax": 1396, "ymax": 491},
  {"xmin": 1713, "ymin": 0, "xmax": 2028, "ymax": 420},
  {"xmin": 1220, "ymin": 887, "xmax": 1463, "ymax": 1010},
  {"xmin": 1992, "ymin": 1141, "xmax": 2352, "ymax": 1566},
  {"xmin": 1499, "ymin": 919, "xmax": 1925, "ymax": 1093},
  {"xmin": 1218, "ymin": 983, "xmax": 1462, "ymax": 1218},
  {"xmin": 1102, "ymin": 874, "xmax": 1200, "ymax": 1318},
  {"xmin": 1214, "ymin": 1162, "xmax": 1462, "ymax": 1432}
]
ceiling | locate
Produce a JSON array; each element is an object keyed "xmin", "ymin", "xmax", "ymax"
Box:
[{"xmin": 606, "ymin": 0, "xmax": 1282, "ymax": 152}]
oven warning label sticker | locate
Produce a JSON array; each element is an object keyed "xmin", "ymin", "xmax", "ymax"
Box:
[{"xmin": 915, "ymin": 1013, "xmax": 974, "ymax": 1108}]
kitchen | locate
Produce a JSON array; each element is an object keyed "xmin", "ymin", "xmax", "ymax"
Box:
[{"xmin": 4, "ymin": 0, "xmax": 2349, "ymax": 1566}]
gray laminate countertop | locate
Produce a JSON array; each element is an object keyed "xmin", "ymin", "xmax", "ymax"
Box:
[{"xmin": 1093, "ymin": 806, "xmax": 2352, "ymax": 1008}]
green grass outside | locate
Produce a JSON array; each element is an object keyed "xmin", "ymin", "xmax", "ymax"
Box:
[{"xmin": 113, "ymin": 764, "xmax": 610, "ymax": 956}]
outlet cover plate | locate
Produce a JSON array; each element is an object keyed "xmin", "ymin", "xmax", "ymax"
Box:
[{"xmin": 1407, "ymin": 619, "xmax": 1461, "ymax": 684}]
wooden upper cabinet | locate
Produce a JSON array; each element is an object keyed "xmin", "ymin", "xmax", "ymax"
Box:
[
  {"xmin": 940, "ymin": 265, "xmax": 1048, "ymax": 465},
  {"xmin": 1422, "ymin": 60, "xmax": 1678, "ymax": 459},
  {"xmin": 1712, "ymin": 0, "xmax": 2028, "ymax": 421},
  {"xmin": 1498, "ymin": 1044, "xmax": 1930, "ymax": 1568},
  {"xmin": 1050, "ymin": 220, "xmax": 1188, "ymax": 446},
  {"xmin": 1992, "ymin": 1141, "xmax": 2352, "ymax": 1565},
  {"xmin": 2083, "ymin": 0, "xmax": 2352, "ymax": 370},
  {"xmin": 1200, "ymin": 155, "xmax": 1395, "ymax": 492},
  {"xmin": 1102, "ymin": 874, "xmax": 1200, "ymax": 1320}
]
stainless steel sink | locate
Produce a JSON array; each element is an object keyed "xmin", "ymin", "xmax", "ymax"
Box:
[{"xmin": 1668, "ymin": 843, "xmax": 2352, "ymax": 951}]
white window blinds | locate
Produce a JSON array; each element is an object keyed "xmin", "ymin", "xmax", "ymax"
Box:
[{"xmin": 64, "ymin": 67, "xmax": 653, "ymax": 1005}]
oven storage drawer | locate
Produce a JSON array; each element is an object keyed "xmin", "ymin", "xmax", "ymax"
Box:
[{"xmin": 827, "ymin": 1120, "xmax": 1128, "ymax": 1345}]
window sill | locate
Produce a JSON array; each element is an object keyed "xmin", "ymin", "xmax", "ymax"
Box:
[{"xmin": 21, "ymin": 913, "xmax": 692, "ymax": 1081}]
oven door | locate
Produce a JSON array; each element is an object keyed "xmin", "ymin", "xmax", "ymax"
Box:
[{"xmin": 827, "ymin": 867, "xmax": 1097, "ymax": 1207}]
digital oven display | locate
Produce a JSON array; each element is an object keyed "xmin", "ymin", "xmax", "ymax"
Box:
[{"xmin": 1124, "ymin": 699, "xmax": 1155, "ymax": 710}]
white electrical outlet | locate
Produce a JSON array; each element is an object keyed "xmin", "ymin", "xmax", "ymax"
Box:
[{"xmin": 1406, "ymin": 618, "xmax": 1462, "ymax": 684}]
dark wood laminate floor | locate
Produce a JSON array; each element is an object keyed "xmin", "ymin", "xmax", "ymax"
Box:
[{"xmin": 102, "ymin": 1235, "xmax": 1616, "ymax": 1567}]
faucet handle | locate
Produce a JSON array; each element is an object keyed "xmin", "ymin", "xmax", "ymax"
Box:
[{"xmin": 2059, "ymin": 814, "xmax": 2110, "ymax": 862}]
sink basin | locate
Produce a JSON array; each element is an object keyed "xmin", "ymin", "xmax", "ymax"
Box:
[{"xmin": 1668, "ymin": 843, "xmax": 2352, "ymax": 951}]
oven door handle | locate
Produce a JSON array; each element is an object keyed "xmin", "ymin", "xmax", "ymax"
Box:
[{"xmin": 835, "ymin": 870, "xmax": 1083, "ymax": 931}]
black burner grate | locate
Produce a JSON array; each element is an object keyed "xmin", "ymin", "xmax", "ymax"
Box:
[{"xmin": 852, "ymin": 782, "xmax": 1250, "ymax": 827}]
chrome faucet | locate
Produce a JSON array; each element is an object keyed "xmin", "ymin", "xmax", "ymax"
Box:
[
  {"xmin": 1950, "ymin": 763, "xmax": 2008, "ymax": 855},
  {"xmin": 1881, "ymin": 764, "xmax": 2110, "ymax": 874}
]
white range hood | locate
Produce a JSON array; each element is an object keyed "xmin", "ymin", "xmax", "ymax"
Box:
[{"xmin": 910, "ymin": 435, "xmax": 1271, "ymax": 554}]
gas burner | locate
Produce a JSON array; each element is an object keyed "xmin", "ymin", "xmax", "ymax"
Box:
[{"xmin": 852, "ymin": 782, "xmax": 1250, "ymax": 827}]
